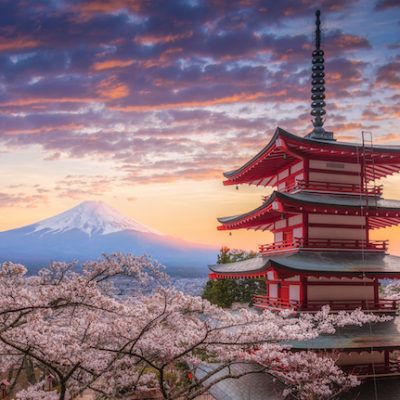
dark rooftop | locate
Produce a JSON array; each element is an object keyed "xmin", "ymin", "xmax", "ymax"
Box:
[
  {"xmin": 209, "ymin": 251, "xmax": 400, "ymax": 276},
  {"xmin": 288, "ymin": 317, "xmax": 400, "ymax": 351},
  {"xmin": 224, "ymin": 128, "xmax": 400, "ymax": 180},
  {"xmin": 196, "ymin": 362, "xmax": 400, "ymax": 400},
  {"xmin": 218, "ymin": 191, "xmax": 400, "ymax": 226}
]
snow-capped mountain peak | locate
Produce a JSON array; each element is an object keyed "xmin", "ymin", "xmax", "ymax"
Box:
[{"xmin": 32, "ymin": 201, "xmax": 162, "ymax": 236}]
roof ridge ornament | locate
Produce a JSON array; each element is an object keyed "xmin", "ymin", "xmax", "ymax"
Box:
[{"xmin": 305, "ymin": 10, "xmax": 335, "ymax": 141}]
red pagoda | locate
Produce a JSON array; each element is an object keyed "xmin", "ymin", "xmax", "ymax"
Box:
[{"xmin": 209, "ymin": 10, "xmax": 400, "ymax": 382}]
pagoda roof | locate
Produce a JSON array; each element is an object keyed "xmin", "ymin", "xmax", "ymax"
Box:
[
  {"xmin": 218, "ymin": 191, "xmax": 400, "ymax": 230},
  {"xmin": 224, "ymin": 127, "xmax": 400, "ymax": 185},
  {"xmin": 198, "ymin": 362, "xmax": 400, "ymax": 400},
  {"xmin": 209, "ymin": 251, "xmax": 400, "ymax": 278},
  {"xmin": 288, "ymin": 317, "xmax": 400, "ymax": 351},
  {"xmin": 342, "ymin": 378, "xmax": 400, "ymax": 400},
  {"xmin": 195, "ymin": 363, "xmax": 284, "ymax": 400}
]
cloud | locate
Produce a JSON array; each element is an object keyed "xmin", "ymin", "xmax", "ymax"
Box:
[
  {"xmin": 110, "ymin": 92, "xmax": 266, "ymax": 112},
  {"xmin": 375, "ymin": 0, "xmax": 400, "ymax": 10},
  {"xmin": 375, "ymin": 58, "xmax": 400, "ymax": 89},
  {"xmin": 0, "ymin": 0, "xmax": 396, "ymax": 187},
  {"xmin": 374, "ymin": 133, "xmax": 400, "ymax": 142},
  {"xmin": 362, "ymin": 103, "xmax": 400, "ymax": 121},
  {"xmin": 54, "ymin": 175, "xmax": 115, "ymax": 199},
  {"xmin": 96, "ymin": 76, "xmax": 130, "ymax": 99},
  {"xmin": 325, "ymin": 31, "xmax": 371, "ymax": 53},
  {"xmin": 92, "ymin": 59, "xmax": 134, "ymax": 71},
  {"xmin": 0, "ymin": 192, "xmax": 48, "ymax": 208},
  {"xmin": 0, "ymin": 37, "xmax": 40, "ymax": 52}
]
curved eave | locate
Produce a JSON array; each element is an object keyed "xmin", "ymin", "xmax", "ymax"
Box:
[
  {"xmin": 269, "ymin": 261, "xmax": 400, "ymax": 279},
  {"xmin": 218, "ymin": 191, "xmax": 400, "ymax": 231},
  {"xmin": 209, "ymin": 256, "xmax": 270, "ymax": 275},
  {"xmin": 209, "ymin": 252, "xmax": 400, "ymax": 279},
  {"xmin": 276, "ymin": 191, "xmax": 400, "ymax": 229},
  {"xmin": 217, "ymin": 193, "xmax": 282, "ymax": 231},
  {"xmin": 288, "ymin": 317, "xmax": 400, "ymax": 352},
  {"xmin": 223, "ymin": 127, "xmax": 400, "ymax": 185},
  {"xmin": 277, "ymin": 191, "xmax": 400, "ymax": 210},
  {"xmin": 223, "ymin": 128, "xmax": 302, "ymax": 186},
  {"xmin": 279, "ymin": 191, "xmax": 400, "ymax": 210}
]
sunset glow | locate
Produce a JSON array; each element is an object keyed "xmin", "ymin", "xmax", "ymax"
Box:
[{"xmin": 0, "ymin": 0, "xmax": 399, "ymax": 252}]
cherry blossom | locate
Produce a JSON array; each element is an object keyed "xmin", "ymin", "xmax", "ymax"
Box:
[{"xmin": 0, "ymin": 254, "xmax": 387, "ymax": 399}]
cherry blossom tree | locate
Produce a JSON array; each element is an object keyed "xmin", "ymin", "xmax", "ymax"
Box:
[
  {"xmin": 381, "ymin": 280, "xmax": 400, "ymax": 300},
  {"xmin": 0, "ymin": 254, "xmax": 386, "ymax": 400}
]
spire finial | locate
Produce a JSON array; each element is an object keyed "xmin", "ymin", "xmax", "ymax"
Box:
[
  {"xmin": 305, "ymin": 9, "xmax": 335, "ymax": 141},
  {"xmin": 315, "ymin": 10, "xmax": 321, "ymax": 49}
]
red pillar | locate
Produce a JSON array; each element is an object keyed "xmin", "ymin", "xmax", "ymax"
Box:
[
  {"xmin": 303, "ymin": 213, "xmax": 309, "ymax": 247},
  {"xmin": 304, "ymin": 158, "xmax": 310, "ymax": 183},
  {"xmin": 384, "ymin": 350, "xmax": 390, "ymax": 371},
  {"xmin": 300, "ymin": 276, "xmax": 308, "ymax": 310},
  {"xmin": 374, "ymin": 278, "xmax": 379, "ymax": 308}
]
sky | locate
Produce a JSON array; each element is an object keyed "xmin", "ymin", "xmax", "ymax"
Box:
[{"xmin": 0, "ymin": 0, "xmax": 400, "ymax": 251}]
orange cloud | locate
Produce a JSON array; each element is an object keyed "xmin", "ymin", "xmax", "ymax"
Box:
[
  {"xmin": 0, "ymin": 37, "xmax": 40, "ymax": 52},
  {"xmin": 134, "ymin": 31, "xmax": 193, "ymax": 46},
  {"xmin": 4, "ymin": 124, "xmax": 86, "ymax": 137},
  {"xmin": 0, "ymin": 97, "xmax": 95, "ymax": 108},
  {"xmin": 92, "ymin": 59, "xmax": 134, "ymax": 71},
  {"xmin": 110, "ymin": 92, "xmax": 266, "ymax": 112},
  {"xmin": 74, "ymin": 0, "xmax": 141, "ymax": 16},
  {"xmin": 329, "ymin": 34, "xmax": 370, "ymax": 50},
  {"xmin": 96, "ymin": 76, "xmax": 130, "ymax": 99},
  {"xmin": 374, "ymin": 133, "xmax": 400, "ymax": 143},
  {"xmin": 139, "ymin": 47, "xmax": 184, "ymax": 69}
]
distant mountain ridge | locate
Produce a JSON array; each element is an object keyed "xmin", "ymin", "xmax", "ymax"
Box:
[
  {"xmin": 0, "ymin": 201, "xmax": 217, "ymax": 277},
  {"xmin": 32, "ymin": 201, "xmax": 161, "ymax": 236}
]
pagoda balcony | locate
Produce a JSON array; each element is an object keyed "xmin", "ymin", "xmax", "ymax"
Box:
[
  {"xmin": 258, "ymin": 238, "xmax": 388, "ymax": 254},
  {"xmin": 252, "ymin": 295, "xmax": 399, "ymax": 312},
  {"xmin": 287, "ymin": 180, "xmax": 383, "ymax": 196},
  {"xmin": 342, "ymin": 361, "xmax": 400, "ymax": 378}
]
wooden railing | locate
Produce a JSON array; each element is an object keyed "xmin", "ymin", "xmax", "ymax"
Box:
[
  {"xmin": 288, "ymin": 179, "xmax": 383, "ymax": 195},
  {"xmin": 302, "ymin": 238, "xmax": 388, "ymax": 251},
  {"xmin": 252, "ymin": 295, "xmax": 399, "ymax": 312},
  {"xmin": 305, "ymin": 299, "xmax": 398, "ymax": 311},
  {"xmin": 343, "ymin": 361, "xmax": 400, "ymax": 377},
  {"xmin": 252, "ymin": 295, "xmax": 299, "ymax": 310},
  {"xmin": 258, "ymin": 240, "xmax": 301, "ymax": 253},
  {"xmin": 258, "ymin": 238, "xmax": 388, "ymax": 254}
]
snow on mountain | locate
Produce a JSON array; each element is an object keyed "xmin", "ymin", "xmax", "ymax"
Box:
[
  {"xmin": 0, "ymin": 201, "xmax": 217, "ymax": 277},
  {"xmin": 33, "ymin": 201, "xmax": 162, "ymax": 236}
]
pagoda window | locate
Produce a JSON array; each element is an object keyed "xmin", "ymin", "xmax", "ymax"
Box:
[
  {"xmin": 266, "ymin": 271, "xmax": 275, "ymax": 280},
  {"xmin": 293, "ymin": 227, "xmax": 303, "ymax": 239},
  {"xmin": 307, "ymin": 285, "xmax": 374, "ymax": 302},
  {"xmin": 308, "ymin": 214, "xmax": 365, "ymax": 226},
  {"xmin": 290, "ymin": 160, "xmax": 304, "ymax": 174},
  {"xmin": 278, "ymin": 169, "xmax": 289, "ymax": 181},
  {"xmin": 288, "ymin": 215, "xmax": 302, "ymax": 226},
  {"xmin": 336, "ymin": 351, "xmax": 384, "ymax": 367},
  {"xmin": 308, "ymin": 226, "xmax": 366, "ymax": 240},
  {"xmin": 269, "ymin": 283, "xmax": 278, "ymax": 298},
  {"xmin": 289, "ymin": 285, "xmax": 300, "ymax": 302},
  {"xmin": 309, "ymin": 159, "xmax": 361, "ymax": 186},
  {"xmin": 275, "ymin": 219, "xmax": 287, "ymax": 230},
  {"xmin": 274, "ymin": 231, "xmax": 283, "ymax": 243}
]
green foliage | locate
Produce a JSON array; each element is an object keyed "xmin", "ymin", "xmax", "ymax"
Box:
[{"xmin": 203, "ymin": 247, "xmax": 264, "ymax": 308}]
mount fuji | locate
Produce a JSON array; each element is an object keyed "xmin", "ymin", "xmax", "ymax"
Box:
[{"xmin": 0, "ymin": 201, "xmax": 217, "ymax": 277}]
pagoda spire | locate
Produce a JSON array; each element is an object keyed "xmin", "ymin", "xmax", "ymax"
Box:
[{"xmin": 305, "ymin": 10, "xmax": 335, "ymax": 141}]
